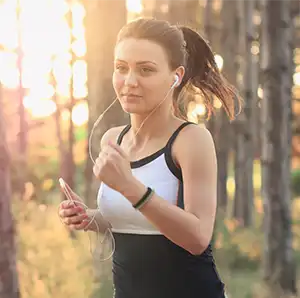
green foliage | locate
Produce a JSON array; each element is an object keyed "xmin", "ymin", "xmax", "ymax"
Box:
[
  {"xmin": 75, "ymin": 126, "xmax": 87, "ymax": 141},
  {"xmin": 213, "ymin": 196, "xmax": 300, "ymax": 298},
  {"xmin": 214, "ymin": 218, "xmax": 262, "ymax": 271},
  {"xmin": 90, "ymin": 275, "xmax": 114, "ymax": 298},
  {"xmin": 10, "ymin": 154, "xmax": 59, "ymax": 199},
  {"xmin": 13, "ymin": 197, "xmax": 109, "ymax": 298},
  {"xmin": 291, "ymin": 169, "xmax": 300, "ymax": 197}
]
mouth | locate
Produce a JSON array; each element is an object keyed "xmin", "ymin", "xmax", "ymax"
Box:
[{"xmin": 121, "ymin": 93, "xmax": 142, "ymax": 98}]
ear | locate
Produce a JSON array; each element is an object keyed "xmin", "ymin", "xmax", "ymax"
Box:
[{"xmin": 174, "ymin": 66, "xmax": 185, "ymax": 86}]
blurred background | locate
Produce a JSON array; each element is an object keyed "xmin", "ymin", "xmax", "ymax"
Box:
[{"xmin": 1, "ymin": 0, "xmax": 300, "ymax": 297}]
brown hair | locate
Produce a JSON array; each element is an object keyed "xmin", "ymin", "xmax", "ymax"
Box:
[{"xmin": 116, "ymin": 18, "xmax": 240, "ymax": 121}]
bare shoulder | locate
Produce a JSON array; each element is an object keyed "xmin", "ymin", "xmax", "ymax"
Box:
[
  {"xmin": 100, "ymin": 125, "xmax": 127, "ymax": 149},
  {"xmin": 173, "ymin": 123, "xmax": 216, "ymax": 167},
  {"xmin": 180, "ymin": 123, "xmax": 214, "ymax": 148}
]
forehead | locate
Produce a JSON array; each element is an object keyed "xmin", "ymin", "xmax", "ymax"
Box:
[{"xmin": 114, "ymin": 38, "xmax": 169, "ymax": 65}]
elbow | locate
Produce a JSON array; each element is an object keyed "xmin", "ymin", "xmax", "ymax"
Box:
[
  {"xmin": 188, "ymin": 245, "xmax": 207, "ymax": 256},
  {"xmin": 187, "ymin": 236, "xmax": 211, "ymax": 256}
]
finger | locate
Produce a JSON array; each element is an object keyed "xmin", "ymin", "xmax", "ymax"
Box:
[
  {"xmin": 60, "ymin": 200, "xmax": 75, "ymax": 209},
  {"xmin": 101, "ymin": 144, "xmax": 121, "ymax": 159},
  {"xmin": 59, "ymin": 205, "xmax": 85, "ymax": 218},
  {"xmin": 93, "ymin": 162, "xmax": 100, "ymax": 177},
  {"xmin": 64, "ymin": 213, "xmax": 89, "ymax": 225},
  {"xmin": 60, "ymin": 199, "xmax": 84, "ymax": 210},
  {"xmin": 108, "ymin": 141, "xmax": 128, "ymax": 159},
  {"xmin": 100, "ymin": 145, "xmax": 110, "ymax": 155},
  {"xmin": 97, "ymin": 149, "xmax": 110, "ymax": 162},
  {"xmin": 70, "ymin": 219, "xmax": 90, "ymax": 231}
]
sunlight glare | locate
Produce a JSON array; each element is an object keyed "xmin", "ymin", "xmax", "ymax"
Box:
[
  {"xmin": 214, "ymin": 54, "xmax": 223, "ymax": 71},
  {"xmin": 257, "ymin": 86, "xmax": 263, "ymax": 99},
  {"xmin": 293, "ymin": 72, "xmax": 300, "ymax": 86},
  {"xmin": 73, "ymin": 84, "xmax": 88, "ymax": 99},
  {"xmin": 27, "ymin": 99, "xmax": 57, "ymax": 118},
  {"xmin": 0, "ymin": 51, "xmax": 19, "ymax": 88},
  {"xmin": 188, "ymin": 103, "xmax": 206, "ymax": 123},
  {"xmin": 251, "ymin": 42, "xmax": 260, "ymax": 55},
  {"xmin": 193, "ymin": 104, "xmax": 206, "ymax": 117},
  {"xmin": 73, "ymin": 60, "xmax": 87, "ymax": 84},
  {"xmin": 0, "ymin": 0, "xmax": 88, "ymax": 119},
  {"xmin": 23, "ymin": 84, "xmax": 55, "ymax": 110},
  {"xmin": 72, "ymin": 101, "xmax": 89, "ymax": 126},
  {"xmin": 22, "ymin": 56, "xmax": 52, "ymax": 88},
  {"xmin": 72, "ymin": 39, "xmax": 86, "ymax": 58},
  {"xmin": 71, "ymin": 2, "xmax": 85, "ymax": 21},
  {"xmin": 126, "ymin": 0, "xmax": 143, "ymax": 14},
  {"xmin": 0, "ymin": 0, "xmax": 18, "ymax": 50}
]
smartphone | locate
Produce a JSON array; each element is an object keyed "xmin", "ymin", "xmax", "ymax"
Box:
[{"xmin": 59, "ymin": 177, "xmax": 76, "ymax": 205}]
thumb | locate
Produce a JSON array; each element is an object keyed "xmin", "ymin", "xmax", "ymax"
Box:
[{"xmin": 108, "ymin": 140, "xmax": 129, "ymax": 160}]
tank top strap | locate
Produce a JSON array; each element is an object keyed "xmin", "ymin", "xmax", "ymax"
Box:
[
  {"xmin": 165, "ymin": 121, "xmax": 196, "ymax": 181},
  {"xmin": 166, "ymin": 121, "xmax": 195, "ymax": 149},
  {"xmin": 117, "ymin": 124, "xmax": 131, "ymax": 145}
]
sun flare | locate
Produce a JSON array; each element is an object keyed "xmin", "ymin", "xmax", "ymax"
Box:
[
  {"xmin": 0, "ymin": 0, "xmax": 87, "ymax": 124},
  {"xmin": 126, "ymin": 0, "xmax": 143, "ymax": 14}
]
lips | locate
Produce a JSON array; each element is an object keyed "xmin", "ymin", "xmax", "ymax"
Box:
[{"xmin": 121, "ymin": 93, "xmax": 142, "ymax": 97}]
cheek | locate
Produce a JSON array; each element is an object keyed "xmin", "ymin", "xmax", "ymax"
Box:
[
  {"xmin": 112, "ymin": 72, "xmax": 124, "ymax": 93},
  {"xmin": 143, "ymin": 75, "xmax": 167, "ymax": 92},
  {"xmin": 147, "ymin": 78, "xmax": 171, "ymax": 97}
]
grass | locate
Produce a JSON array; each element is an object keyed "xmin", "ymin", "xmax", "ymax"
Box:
[{"xmin": 221, "ymin": 269, "xmax": 260, "ymax": 298}]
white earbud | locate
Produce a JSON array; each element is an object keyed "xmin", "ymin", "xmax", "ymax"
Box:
[{"xmin": 171, "ymin": 74, "xmax": 180, "ymax": 89}]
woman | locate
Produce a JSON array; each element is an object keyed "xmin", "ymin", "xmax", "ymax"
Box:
[{"xmin": 59, "ymin": 18, "xmax": 239, "ymax": 298}]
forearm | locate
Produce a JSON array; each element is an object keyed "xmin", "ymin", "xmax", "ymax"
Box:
[
  {"xmin": 86, "ymin": 209, "xmax": 112, "ymax": 233},
  {"xmin": 122, "ymin": 180, "xmax": 209, "ymax": 255}
]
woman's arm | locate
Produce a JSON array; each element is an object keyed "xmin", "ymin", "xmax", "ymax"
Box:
[
  {"xmin": 122, "ymin": 126, "xmax": 217, "ymax": 255},
  {"xmin": 85, "ymin": 126, "xmax": 126, "ymax": 233}
]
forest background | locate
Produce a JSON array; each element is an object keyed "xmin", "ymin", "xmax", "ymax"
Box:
[{"xmin": 1, "ymin": 0, "xmax": 300, "ymax": 298}]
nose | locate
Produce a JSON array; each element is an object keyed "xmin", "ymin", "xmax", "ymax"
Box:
[{"xmin": 124, "ymin": 71, "xmax": 138, "ymax": 87}]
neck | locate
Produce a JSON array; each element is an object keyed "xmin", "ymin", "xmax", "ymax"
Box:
[{"xmin": 128, "ymin": 108, "xmax": 175, "ymax": 148}]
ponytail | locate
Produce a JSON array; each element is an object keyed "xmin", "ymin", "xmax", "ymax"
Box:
[{"xmin": 173, "ymin": 26, "xmax": 241, "ymax": 121}]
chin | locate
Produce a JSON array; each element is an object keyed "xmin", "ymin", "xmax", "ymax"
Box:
[{"xmin": 120, "ymin": 102, "xmax": 145, "ymax": 114}]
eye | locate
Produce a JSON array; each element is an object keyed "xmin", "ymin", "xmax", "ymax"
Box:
[
  {"xmin": 140, "ymin": 67, "xmax": 154, "ymax": 75},
  {"xmin": 115, "ymin": 65, "xmax": 128, "ymax": 73}
]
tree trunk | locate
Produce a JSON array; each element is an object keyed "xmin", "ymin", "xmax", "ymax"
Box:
[
  {"xmin": 204, "ymin": 0, "xmax": 216, "ymax": 138},
  {"xmin": 217, "ymin": 0, "xmax": 237, "ymax": 211},
  {"xmin": 0, "ymin": 83, "xmax": 20, "ymax": 298},
  {"xmin": 16, "ymin": 5, "xmax": 27, "ymax": 198},
  {"xmin": 52, "ymin": 6, "xmax": 76, "ymax": 204},
  {"xmin": 232, "ymin": 0, "xmax": 255, "ymax": 227},
  {"xmin": 84, "ymin": 0, "xmax": 128, "ymax": 207},
  {"xmin": 152, "ymin": 0, "xmax": 169, "ymax": 20},
  {"xmin": 52, "ymin": 90, "xmax": 66, "ymax": 200},
  {"xmin": 167, "ymin": 0, "xmax": 199, "ymax": 27},
  {"xmin": 64, "ymin": 6, "xmax": 76, "ymax": 192},
  {"xmin": 261, "ymin": 0, "xmax": 297, "ymax": 294},
  {"xmin": 141, "ymin": 0, "xmax": 155, "ymax": 17}
]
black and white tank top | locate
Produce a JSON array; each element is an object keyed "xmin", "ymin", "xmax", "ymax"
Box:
[
  {"xmin": 98, "ymin": 122, "xmax": 188, "ymax": 234},
  {"xmin": 97, "ymin": 122, "xmax": 225, "ymax": 298}
]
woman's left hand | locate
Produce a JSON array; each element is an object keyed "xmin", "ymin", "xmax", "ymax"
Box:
[{"xmin": 93, "ymin": 141, "xmax": 134, "ymax": 195}]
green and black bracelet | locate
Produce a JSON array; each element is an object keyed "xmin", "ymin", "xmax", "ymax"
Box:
[{"xmin": 133, "ymin": 187, "xmax": 154, "ymax": 210}]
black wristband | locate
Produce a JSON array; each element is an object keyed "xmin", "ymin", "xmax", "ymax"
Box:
[{"xmin": 133, "ymin": 187, "xmax": 154, "ymax": 210}]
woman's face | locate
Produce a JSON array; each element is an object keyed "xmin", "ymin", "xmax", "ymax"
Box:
[{"xmin": 113, "ymin": 38, "xmax": 180, "ymax": 115}]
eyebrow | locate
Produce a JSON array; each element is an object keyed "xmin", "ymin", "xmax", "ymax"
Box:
[{"xmin": 115, "ymin": 59, "xmax": 157, "ymax": 66}]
